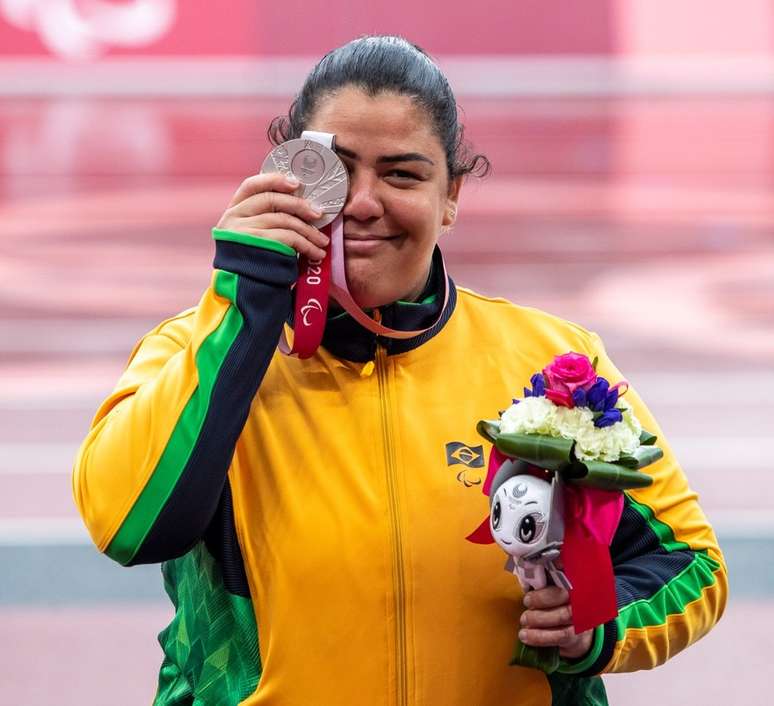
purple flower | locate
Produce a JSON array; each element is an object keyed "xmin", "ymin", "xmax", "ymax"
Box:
[
  {"xmin": 572, "ymin": 388, "xmax": 587, "ymax": 408},
  {"xmin": 523, "ymin": 373, "xmax": 546, "ymax": 398},
  {"xmin": 594, "ymin": 409, "xmax": 623, "ymax": 428},
  {"xmin": 604, "ymin": 387, "xmax": 619, "ymax": 412},
  {"xmin": 586, "ymin": 378, "xmax": 610, "ymax": 410}
]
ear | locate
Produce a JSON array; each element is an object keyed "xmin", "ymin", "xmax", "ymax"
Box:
[{"xmin": 442, "ymin": 176, "xmax": 463, "ymax": 229}]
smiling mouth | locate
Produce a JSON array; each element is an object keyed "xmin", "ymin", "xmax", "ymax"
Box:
[
  {"xmin": 344, "ymin": 234, "xmax": 399, "ymax": 241},
  {"xmin": 342, "ymin": 235, "xmax": 399, "ymax": 253},
  {"xmin": 500, "ymin": 539, "xmax": 512, "ymax": 545}
]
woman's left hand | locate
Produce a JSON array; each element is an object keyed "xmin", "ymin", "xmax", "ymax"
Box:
[{"xmin": 518, "ymin": 586, "xmax": 593, "ymax": 660}]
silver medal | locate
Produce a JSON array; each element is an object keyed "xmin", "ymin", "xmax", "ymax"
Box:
[{"xmin": 260, "ymin": 138, "xmax": 349, "ymax": 228}]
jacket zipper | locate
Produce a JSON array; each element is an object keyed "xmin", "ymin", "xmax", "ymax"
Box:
[{"xmin": 376, "ymin": 343, "xmax": 407, "ymax": 706}]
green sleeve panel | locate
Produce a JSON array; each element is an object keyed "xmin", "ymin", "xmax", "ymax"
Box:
[
  {"xmin": 154, "ymin": 542, "xmax": 262, "ymax": 706},
  {"xmin": 615, "ymin": 498, "xmax": 722, "ymax": 633}
]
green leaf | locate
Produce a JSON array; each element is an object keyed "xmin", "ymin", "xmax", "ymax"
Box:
[
  {"xmin": 476, "ymin": 419, "xmax": 501, "ymax": 444},
  {"xmin": 631, "ymin": 445, "xmax": 664, "ymax": 469},
  {"xmin": 591, "ymin": 355, "xmax": 599, "ymax": 372},
  {"xmin": 615, "ymin": 454, "xmax": 640, "ymax": 469},
  {"xmin": 570, "ymin": 460, "xmax": 653, "ymax": 490},
  {"xmin": 510, "ymin": 637, "xmax": 560, "ymax": 673},
  {"xmin": 494, "ymin": 433, "xmax": 574, "ymax": 471},
  {"xmin": 639, "ymin": 429, "xmax": 658, "ymax": 446}
]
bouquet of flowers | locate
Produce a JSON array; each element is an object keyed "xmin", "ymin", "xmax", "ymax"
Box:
[{"xmin": 467, "ymin": 352, "xmax": 663, "ymax": 672}]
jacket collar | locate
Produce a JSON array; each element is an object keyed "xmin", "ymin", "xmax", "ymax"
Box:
[{"xmin": 319, "ymin": 246, "xmax": 457, "ymax": 363}]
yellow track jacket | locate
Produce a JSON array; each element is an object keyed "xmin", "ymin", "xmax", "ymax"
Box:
[{"xmin": 73, "ymin": 230, "xmax": 727, "ymax": 706}]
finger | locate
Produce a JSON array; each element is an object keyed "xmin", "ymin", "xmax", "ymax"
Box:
[
  {"xmin": 523, "ymin": 586, "xmax": 570, "ymax": 610},
  {"xmin": 227, "ymin": 173, "xmax": 301, "ymax": 208},
  {"xmin": 520, "ymin": 604, "xmax": 573, "ymax": 629},
  {"xmin": 559, "ymin": 630, "xmax": 594, "ymax": 659},
  {"xmin": 240, "ymin": 212, "xmax": 330, "ymax": 249},
  {"xmin": 232, "ymin": 191, "xmax": 323, "ymax": 223},
  {"xmin": 240, "ymin": 228, "xmax": 327, "ymax": 262},
  {"xmin": 518, "ymin": 625, "xmax": 577, "ymax": 648}
]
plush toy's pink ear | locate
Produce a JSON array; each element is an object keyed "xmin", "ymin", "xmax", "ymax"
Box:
[
  {"xmin": 466, "ymin": 515, "xmax": 494, "ymax": 544},
  {"xmin": 482, "ymin": 446, "xmax": 509, "ymax": 496},
  {"xmin": 467, "ymin": 445, "xmax": 514, "ymax": 544}
]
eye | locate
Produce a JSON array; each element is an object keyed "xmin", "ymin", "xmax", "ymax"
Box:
[
  {"xmin": 385, "ymin": 169, "xmax": 420, "ymax": 183},
  {"xmin": 517, "ymin": 513, "xmax": 545, "ymax": 544},
  {"xmin": 492, "ymin": 500, "xmax": 502, "ymax": 530}
]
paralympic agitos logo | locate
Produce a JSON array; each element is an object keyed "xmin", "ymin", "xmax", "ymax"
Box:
[
  {"xmin": 445, "ymin": 442, "xmax": 485, "ymax": 487},
  {"xmin": 300, "ymin": 298, "xmax": 323, "ymax": 326}
]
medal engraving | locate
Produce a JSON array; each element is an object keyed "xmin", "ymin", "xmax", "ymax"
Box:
[
  {"xmin": 270, "ymin": 145, "xmax": 291, "ymax": 175},
  {"xmin": 318, "ymin": 196, "xmax": 346, "ymax": 212},
  {"xmin": 305, "ymin": 161, "xmax": 347, "ymax": 203},
  {"xmin": 261, "ymin": 137, "xmax": 349, "ymax": 228},
  {"xmin": 291, "ymin": 149, "xmax": 326, "ymax": 184}
]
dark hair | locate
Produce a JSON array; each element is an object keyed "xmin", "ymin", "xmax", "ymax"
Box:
[{"xmin": 268, "ymin": 35, "xmax": 490, "ymax": 180}]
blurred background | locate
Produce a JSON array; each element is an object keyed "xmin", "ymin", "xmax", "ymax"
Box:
[{"xmin": 1, "ymin": 1, "xmax": 772, "ymax": 703}]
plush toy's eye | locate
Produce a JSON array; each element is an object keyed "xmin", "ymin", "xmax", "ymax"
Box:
[
  {"xmin": 492, "ymin": 500, "xmax": 502, "ymax": 530},
  {"xmin": 518, "ymin": 513, "xmax": 543, "ymax": 543}
]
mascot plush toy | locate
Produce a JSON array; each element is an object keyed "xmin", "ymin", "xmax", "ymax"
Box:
[{"xmin": 488, "ymin": 464, "xmax": 569, "ymax": 592}]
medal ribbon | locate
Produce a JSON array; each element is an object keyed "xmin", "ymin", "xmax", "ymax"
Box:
[{"xmin": 278, "ymin": 222, "xmax": 334, "ymax": 359}]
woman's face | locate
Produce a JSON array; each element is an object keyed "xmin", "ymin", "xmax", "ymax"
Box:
[{"xmin": 306, "ymin": 86, "xmax": 462, "ymax": 309}]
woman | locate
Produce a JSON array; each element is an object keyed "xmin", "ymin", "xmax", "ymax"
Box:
[{"xmin": 73, "ymin": 36, "xmax": 727, "ymax": 706}]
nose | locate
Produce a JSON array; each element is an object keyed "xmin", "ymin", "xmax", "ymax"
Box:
[{"xmin": 343, "ymin": 171, "xmax": 384, "ymax": 221}]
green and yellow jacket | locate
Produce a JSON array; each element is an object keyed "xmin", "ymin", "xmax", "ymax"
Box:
[{"xmin": 73, "ymin": 230, "xmax": 727, "ymax": 706}]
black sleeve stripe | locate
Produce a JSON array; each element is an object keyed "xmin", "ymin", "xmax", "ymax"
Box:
[{"xmin": 128, "ymin": 241, "xmax": 297, "ymax": 565}]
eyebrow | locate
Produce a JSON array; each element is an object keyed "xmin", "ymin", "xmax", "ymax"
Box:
[{"xmin": 335, "ymin": 144, "xmax": 435, "ymax": 166}]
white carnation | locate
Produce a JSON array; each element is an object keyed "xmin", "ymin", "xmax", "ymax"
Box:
[
  {"xmin": 574, "ymin": 425, "xmax": 607, "ymax": 461},
  {"xmin": 500, "ymin": 397, "xmax": 557, "ymax": 436},
  {"xmin": 573, "ymin": 411, "xmax": 641, "ymax": 462},
  {"xmin": 616, "ymin": 416, "xmax": 641, "ymax": 455},
  {"xmin": 553, "ymin": 406, "xmax": 595, "ymax": 440},
  {"xmin": 620, "ymin": 403, "xmax": 643, "ymax": 439}
]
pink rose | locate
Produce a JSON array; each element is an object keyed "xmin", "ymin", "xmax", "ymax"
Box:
[{"xmin": 543, "ymin": 352, "xmax": 598, "ymax": 408}]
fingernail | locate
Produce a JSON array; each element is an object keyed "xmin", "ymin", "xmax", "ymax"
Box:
[
  {"xmin": 523, "ymin": 595, "xmax": 532, "ymax": 609},
  {"xmin": 286, "ymin": 176, "xmax": 300, "ymax": 186},
  {"xmin": 519, "ymin": 614, "xmax": 527, "ymax": 626},
  {"xmin": 518, "ymin": 630, "xmax": 527, "ymax": 642}
]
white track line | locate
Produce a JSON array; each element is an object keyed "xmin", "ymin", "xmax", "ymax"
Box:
[
  {"xmin": 2, "ymin": 55, "xmax": 774, "ymax": 96},
  {"xmin": 0, "ymin": 518, "xmax": 90, "ymax": 545},
  {"xmin": 0, "ymin": 443, "xmax": 79, "ymax": 474},
  {"xmin": 0, "ymin": 318, "xmax": 156, "ymax": 354},
  {"xmin": 0, "ymin": 512, "xmax": 770, "ymax": 545}
]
